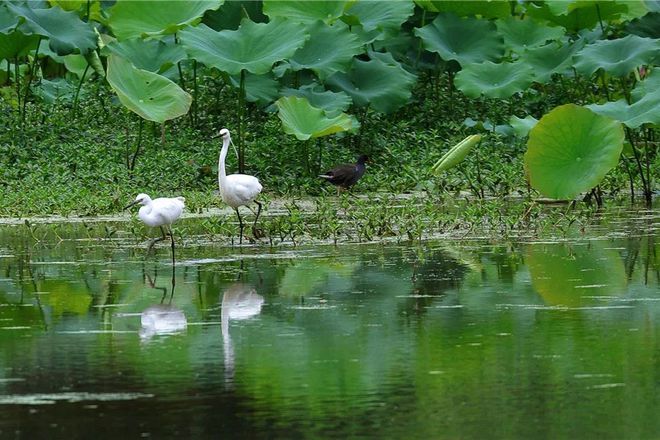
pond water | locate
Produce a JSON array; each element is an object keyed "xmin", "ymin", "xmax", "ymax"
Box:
[{"xmin": 0, "ymin": 208, "xmax": 658, "ymax": 439}]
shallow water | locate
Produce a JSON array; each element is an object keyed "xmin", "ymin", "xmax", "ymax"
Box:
[{"xmin": 0, "ymin": 207, "xmax": 658, "ymax": 439}]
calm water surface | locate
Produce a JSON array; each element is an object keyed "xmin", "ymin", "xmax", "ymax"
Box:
[{"xmin": 0, "ymin": 208, "xmax": 658, "ymax": 439}]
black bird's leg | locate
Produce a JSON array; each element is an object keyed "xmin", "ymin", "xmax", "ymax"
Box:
[
  {"xmin": 169, "ymin": 226, "xmax": 176, "ymax": 266},
  {"xmin": 252, "ymin": 200, "xmax": 262, "ymax": 238},
  {"xmin": 235, "ymin": 208, "xmax": 244, "ymax": 245},
  {"xmin": 147, "ymin": 226, "xmax": 168, "ymax": 252}
]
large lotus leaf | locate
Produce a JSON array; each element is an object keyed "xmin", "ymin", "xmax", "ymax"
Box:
[
  {"xmin": 180, "ymin": 19, "xmax": 307, "ymax": 76},
  {"xmin": 415, "ymin": 1, "xmax": 511, "ymax": 19},
  {"xmin": 34, "ymin": 77, "xmax": 78, "ymax": 103},
  {"xmin": 496, "ymin": 16, "xmax": 566, "ymax": 53},
  {"xmin": 0, "ymin": 4, "xmax": 19, "ymax": 33},
  {"xmin": 203, "ymin": 1, "xmax": 267, "ymax": 31},
  {"xmin": 229, "ymin": 72, "xmax": 279, "ymax": 104},
  {"xmin": 524, "ymin": 104, "xmax": 624, "ymax": 200},
  {"xmin": 0, "ymin": 31, "xmax": 40, "ymax": 59},
  {"xmin": 6, "ymin": 3, "xmax": 95, "ymax": 55},
  {"xmin": 286, "ymin": 21, "xmax": 361, "ymax": 80},
  {"xmin": 414, "ymin": 13, "xmax": 504, "ymax": 66},
  {"xmin": 521, "ymin": 39, "xmax": 585, "ymax": 83},
  {"xmin": 263, "ymin": 0, "xmax": 348, "ymax": 23},
  {"xmin": 276, "ymin": 96, "xmax": 357, "ymax": 140},
  {"xmin": 106, "ymin": 54, "xmax": 192, "ymax": 123},
  {"xmin": 455, "ymin": 61, "xmax": 534, "ymax": 99},
  {"xmin": 587, "ymin": 71, "xmax": 660, "ymax": 128},
  {"xmin": 107, "ymin": 0, "xmax": 222, "ymax": 40},
  {"xmin": 281, "ymin": 84, "xmax": 351, "ymax": 117},
  {"xmin": 527, "ymin": 1, "xmax": 646, "ymax": 32},
  {"xmin": 107, "ymin": 38, "xmax": 186, "ymax": 74},
  {"xmin": 342, "ymin": 0, "xmax": 415, "ymax": 33},
  {"xmin": 62, "ymin": 54, "xmax": 92, "ymax": 80},
  {"xmin": 574, "ymin": 34, "xmax": 660, "ymax": 77},
  {"xmin": 325, "ymin": 52, "xmax": 417, "ymax": 113},
  {"xmin": 626, "ymin": 12, "xmax": 660, "ymax": 38},
  {"xmin": 526, "ymin": 242, "xmax": 626, "ymax": 307}
]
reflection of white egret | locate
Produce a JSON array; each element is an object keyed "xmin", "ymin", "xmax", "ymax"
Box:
[
  {"xmin": 221, "ymin": 283, "xmax": 264, "ymax": 385},
  {"xmin": 139, "ymin": 304, "xmax": 187, "ymax": 341}
]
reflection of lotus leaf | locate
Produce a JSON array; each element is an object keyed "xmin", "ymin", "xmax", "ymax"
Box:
[
  {"xmin": 526, "ymin": 242, "xmax": 626, "ymax": 307},
  {"xmin": 41, "ymin": 281, "xmax": 92, "ymax": 316},
  {"xmin": 140, "ymin": 304, "xmax": 187, "ymax": 340}
]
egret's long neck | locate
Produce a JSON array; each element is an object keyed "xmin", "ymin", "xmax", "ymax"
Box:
[{"xmin": 219, "ymin": 137, "xmax": 229, "ymax": 186}]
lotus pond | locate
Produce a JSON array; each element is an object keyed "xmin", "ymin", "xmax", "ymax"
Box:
[{"xmin": 0, "ymin": 205, "xmax": 658, "ymax": 439}]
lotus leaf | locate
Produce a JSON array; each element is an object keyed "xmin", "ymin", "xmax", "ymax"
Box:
[
  {"xmin": 431, "ymin": 135, "xmax": 482, "ymax": 175},
  {"xmin": 62, "ymin": 54, "xmax": 91, "ymax": 80},
  {"xmin": 626, "ymin": 12, "xmax": 660, "ymax": 38},
  {"xmin": 574, "ymin": 34, "xmax": 660, "ymax": 77},
  {"xmin": 203, "ymin": 1, "xmax": 268, "ymax": 31},
  {"xmin": 229, "ymin": 72, "xmax": 279, "ymax": 104},
  {"xmin": 107, "ymin": 38, "xmax": 186, "ymax": 74},
  {"xmin": 527, "ymin": 1, "xmax": 641, "ymax": 31},
  {"xmin": 263, "ymin": 0, "xmax": 348, "ymax": 23},
  {"xmin": 414, "ymin": 13, "xmax": 504, "ymax": 66},
  {"xmin": 326, "ymin": 52, "xmax": 417, "ymax": 114},
  {"xmin": 107, "ymin": 1, "xmax": 222, "ymax": 40},
  {"xmin": 276, "ymin": 96, "xmax": 357, "ymax": 140},
  {"xmin": 34, "ymin": 77, "xmax": 78, "ymax": 103},
  {"xmin": 342, "ymin": 1, "xmax": 415, "ymax": 34},
  {"xmin": 6, "ymin": 2, "xmax": 96, "ymax": 55},
  {"xmin": 0, "ymin": 4, "xmax": 19, "ymax": 33},
  {"xmin": 521, "ymin": 40, "xmax": 585, "ymax": 83},
  {"xmin": 524, "ymin": 104, "xmax": 624, "ymax": 200},
  {"xmin": 287, "ymin": 21, "xmax": 361, "ymax": 80},
  {"xmin": 281, "ymin": 84, "xmax": 351, "ymax": 117},
  {"xmin": 180, "ymin": 19, "xmax": 307, "ymax": 76},
  {"xmin": 496, "ymin": 16, "xmax": 566, "ymax": 53},
  {"xmin": 415, "ymin": 1, "xmax": 511, "ymax": 19},
  {"xmin": 455, "ymin": 61, "xmax": 534, "ymax": 99},
  {"xmin": 509, "ymin": 115, "xmax": 538, "ymax": 138},
  {"xmin": 106, "ymin": 54, "xmax": 192, "ymax": 123},
  {"xmin": 0, "ymin": 31, "xmax": 40, "ymax": 60}
]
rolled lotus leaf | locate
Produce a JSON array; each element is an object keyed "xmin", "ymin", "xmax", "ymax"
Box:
[{"xmin": 431, "ymin": 134, "xmax": 482, "ymax": 174}]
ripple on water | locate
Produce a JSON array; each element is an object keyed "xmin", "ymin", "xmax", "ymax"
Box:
[{"xmin": 0, "ymin": 392, "xmax": 154, "ymax": 405}]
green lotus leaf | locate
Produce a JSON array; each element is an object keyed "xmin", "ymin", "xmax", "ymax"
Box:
[
  {"xmin": 47, "ymin": 1, "xmax": 86, "ymax": 12},
  {"xmin": 415, "ymin": 1, "xmax": 511, "ymax": 19},
  {"xmin": 528, "ymin": 1, "xmax": 648, "ymax": 32},
  {"xmin": 6, "ymin": 2, "xmax": 96, "ymax": 55},
  {"xmin": 526, "ymin": 242, "xmax": 626, "ymax": 307},
  {"xmin": 106, "ymin": 54, "xmax": 192, "ymax": 123},
  {"xmin": 587, "ymin": 71, "xmax": 660, "ymax": 128},
  {"xmin": 33, "ymin": 77, "xmax": 78, "ymax": 103},
  {"xmin": 455, "ymin": 61, "xmax": 534, "ymax": 99},
  {"xmin": 496, "ymin": 16, "xmax": 565, "ymax": 53},
  {"xmin": 276, "ymin": 96, "xmax": 357, "ymax": 140},
  {"xmin": 287, "ymin": 21, "xmax": 362, "ymax": 80},
  {"xmin": 229, "ymin": 72, "xmax": 279, "ymax": 104},
  {"xmin": 414, "ymin": 13, "xmax": 504, "ymax": 66},
  {"xmin": 626, "ymin": 12, "xmax": 660, "ymax": 38},
  {"xmin": 0, "ymin": 31, "xmax": 40, "ymax": 59},
  {"xmin": 63, "ymin": 54, "xmax": 92, "ymax": 80},
  {"xmin": 509, "ymin": 115, "xmax": 538, "ymax": 138},
  {"xmin": 107, "ymin": 0, "xmax": 222, "ymax": 40},
  {"xmin": 263, "ymin": 0, "xmax": 348, "ymax": 23},
  {"xmin": 574, "ymin": 34, "xmax": 660, "ymax": 77},
  {"xmin": 431, "ymin": 135, "xmax": 481, "ymax": 174},
  {"xmin": 0, "ymin": 4, "xmax": 19, "ymax": 33},
  {"xmin": 342, "ymin": 0, "xmax": 415, "ymax": 33},
  {"xmin": 520, "ymin": 40, "xmax": 585, "ymax": 83},
  {"xmin": 180, "ymin": 19, "xmax": 308, "ymax": 75},
  {"xmin": 107, "ymin": 38, "xmax": 186, "ymax": 74},
  {"xmin": 524, "ymin": 104, "xmax": 624, "ymax": 200},
  {"xmin": 203, "ymin": 1, "xmax": 267, "ymax": 31},
  {"xmin": 326, "ymin": 52, "xmax": 417, "ymax": 113},
  {"xmin": 281, "ymin": 84, "xmax": 351, "ymax": 117}
]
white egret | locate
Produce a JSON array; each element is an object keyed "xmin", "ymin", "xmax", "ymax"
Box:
[
  {"xmin": 217, "ymin": 128, "xmax": 263, "ymax": 245},
  {"xmin": 125, "ymin": 193, "xmax": 185, "ymax": 264},
  {"xmin": 319, "ymin": 154, "xmax": 369, "ymax": 193}
]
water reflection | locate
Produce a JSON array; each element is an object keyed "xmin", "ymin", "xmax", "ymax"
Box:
[
  {"xmin": 221, "ymin": 283, "xmax": 264, "ymax": 385},
  {"xmin": 139, "ymin": 304, "xmax": 187, "ymax": 340}
]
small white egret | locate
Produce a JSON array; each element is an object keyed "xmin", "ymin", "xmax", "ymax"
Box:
[
  {"xmin": 125, "ymin": 193, "xmax": 185, "ymax": 264},
  {"xmin": 217, "ymin": 128, "xmax": 263, "ymax": 245}
]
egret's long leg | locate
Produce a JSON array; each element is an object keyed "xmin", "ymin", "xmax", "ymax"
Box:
[
  {"xmin": 169, "ymin": 226, "xmax": 176, "ymax": 266},
  {"xmin": 235, "ymin": 208, "xmax": 244, "ymax": 245},
  {"xmin": 147, "ymin": 226, "xmax": 168, "ymax": 252},
  {"xmin": 253, "ymin": 200, "xmax": 262, "ymax": 230}
]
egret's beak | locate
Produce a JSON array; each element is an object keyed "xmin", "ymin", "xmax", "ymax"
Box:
[
  {"xmin": 211, "ymin": 132, "xmax": 221, "ymax": 139},
  {"xmin": 124, "ymin": 199, "xmax": 140, "ymax": 210}
]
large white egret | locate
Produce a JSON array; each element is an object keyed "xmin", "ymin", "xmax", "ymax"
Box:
[
  {"xmin": 319, "ymin": 154, "xmax": 369, "ymax": 193},
  {"xmin": 217, "ymin": 128, "xmax": 263, "ymax": 245},
  {"xmin": 125, "ymin": 193, "xmax": 185, "ymax": 264}
]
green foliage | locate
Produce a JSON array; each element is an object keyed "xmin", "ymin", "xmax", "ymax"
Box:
[
  {"xmin": 263, "ymin": 0, "xmax": 348, "ymax": 24},
  {"xmin": 454, "ymin": 61, "xmax": 535, "ymax": 99},
  {"xmin": 431, "ymin": 135, "xmax": 481, "ymax": 174},
  {"xmin": 107, "ymin": 39, "xmax": 186, "ymax": 74},
  {"xmin": 276, "ymin": 96, "xmax": 357, "ymax": 140},
  {"xmin": 496, "ymin": 16, "xmax": 566, "ymax": 53},
  {"xmin": 574, "ymin": 34, "xmax": 660, "ymax": 77},
  {"xmin": 524, "ymin": 104, "xmax": 625, "ymax": 200}
]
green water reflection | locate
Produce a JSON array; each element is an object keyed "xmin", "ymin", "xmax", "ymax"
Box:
[{"xmin": 0, "ymin": 212, "xmax": 658, "ymax": 439}]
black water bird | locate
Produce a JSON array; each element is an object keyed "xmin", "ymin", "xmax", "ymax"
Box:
[{"xmin": 319, "ymin": 155, "xmax": 369, "ymax": 192}]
